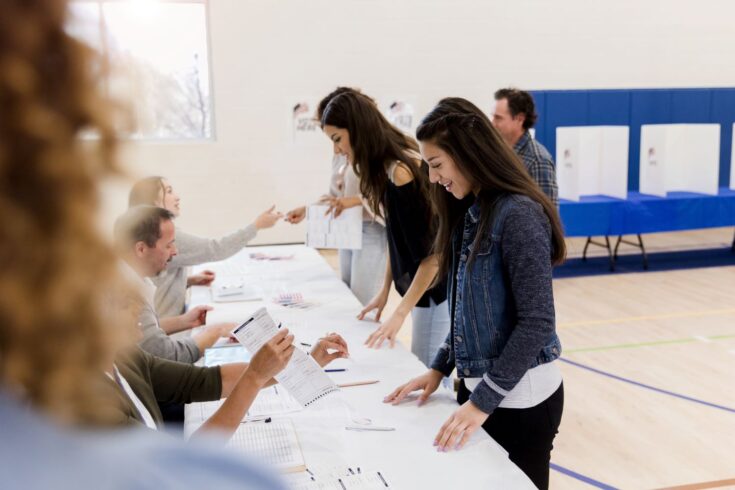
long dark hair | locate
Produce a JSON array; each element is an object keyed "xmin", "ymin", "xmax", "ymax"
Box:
[
  {"xmin": 320, "ymin": 91, "xmax": 424, "ymax": 218},
  {"xmin": 416, "ymin": 97, "xmax": 566, "ymax": 281}
]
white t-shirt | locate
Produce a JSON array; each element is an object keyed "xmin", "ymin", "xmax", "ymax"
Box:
[
  {"xmin": 464, "ymin": 361, "xmax": 562, "ymax": 409},
  {"xmin": 108, "ymin": 366, "xmax": 158, "ymax": 430}
]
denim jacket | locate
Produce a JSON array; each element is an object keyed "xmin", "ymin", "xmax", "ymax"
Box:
[{"xmin": 430, "ymin": 194, "xmax": 561, "ymax": 414}]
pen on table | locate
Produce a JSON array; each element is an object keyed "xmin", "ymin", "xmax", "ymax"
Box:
[
  {"xmin": 325, "ymin": 368, "xmax": 346, "ymax": 373},
  {"xmin": 345, "ymin": 425, "xmax": 395, "ymax": 432},
  {"xmin": 377, "ymin": 471, "xmax": 389, "ymax": 487},
  {"xmin": 300, "ymin": 342, "xmax": 312, "ymax": 347},
  {"xmin": 247, "ymin": 416, "xmax": 271, "ymax": 423},
  {"xmin": 338, "ymin": 380, "xmax": 379, "ymax": 388}
]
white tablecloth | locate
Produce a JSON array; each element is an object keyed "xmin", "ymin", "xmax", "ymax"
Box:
[{"xmin": 184, "ymin": 245, "xmax": 534, "ymax": 489}]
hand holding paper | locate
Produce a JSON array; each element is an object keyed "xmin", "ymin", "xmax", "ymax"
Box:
[{"xmin": 246, "ymin": 328, "xmax": 295, "ymax": 385}]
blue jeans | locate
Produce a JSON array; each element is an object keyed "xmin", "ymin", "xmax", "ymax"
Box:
[
  {"xmin": 411, "ymin": 298, "xmax": 451, "ymax": 368},
  {"xmin": 339, "ymin": 221, "xmax": 387, "ymax": 306}
]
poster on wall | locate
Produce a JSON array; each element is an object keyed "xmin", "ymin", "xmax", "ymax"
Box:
[
  {"xmin": 380, "ymin": 96, "xmax": 417, "ymax": 135},
  {"xmin": 290, "ymin": 97, "xmax": 322, "ymax": 146}
]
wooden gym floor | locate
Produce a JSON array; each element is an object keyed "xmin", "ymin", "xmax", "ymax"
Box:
[{"xmin": 320, "ymin": 227, "xmax": 735, "ymax": 490}]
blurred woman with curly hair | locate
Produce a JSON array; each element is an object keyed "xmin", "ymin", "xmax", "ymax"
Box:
[{"xmin": 0, "ymin": 2, "xmax": 283, "ymax": 488}]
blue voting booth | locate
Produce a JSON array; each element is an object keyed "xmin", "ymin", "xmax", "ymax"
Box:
[{"xmin": 531, "ymin": 88, "xmax": 735, "ymax": 269}]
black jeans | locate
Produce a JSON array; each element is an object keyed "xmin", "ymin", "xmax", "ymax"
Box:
[{"xmin": 458, "ymin": 380, "xmax": 564, "ymax": 490}]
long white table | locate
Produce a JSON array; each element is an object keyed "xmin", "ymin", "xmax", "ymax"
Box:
[{"xmin": 184, "ymin": 245, "xmax": 534, "ymax": 489}]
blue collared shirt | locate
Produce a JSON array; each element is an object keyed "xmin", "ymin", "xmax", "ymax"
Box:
[
  {"xmin": 0, "ymin": 391, "xmax": 285, "ymax": 490},
  {"xmin": 514, "ymin": 131, "xmax": 559, "ymax": 206}
]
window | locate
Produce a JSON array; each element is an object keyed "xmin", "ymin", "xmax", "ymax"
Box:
[{"xmin": 68, "ymin": 1, "xmax": 213, "ymax": 140}]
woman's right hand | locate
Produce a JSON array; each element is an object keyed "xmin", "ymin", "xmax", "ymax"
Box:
[
  {"xmin": 357, "ymin": 289, "xmax": 389, "ymax": 322},
  {"xmin": 284, "ymin": 206, "xmax": 306, "ymax": 224},
  {"xmin": 384, "ymin": 369, "xmax": 443, "ymax": 406}
]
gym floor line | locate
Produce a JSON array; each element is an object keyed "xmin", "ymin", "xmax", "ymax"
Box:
[
  {"xmin": 557, "ymin": 308, "xmax": 735, "ymax": 329},
  {"xmin": 558, "ymin": 357, "xmax": 735, "ymax": 414},
  {"xmin": 564, "ymin": 333, "xmax": 735, "ymax": 354}
]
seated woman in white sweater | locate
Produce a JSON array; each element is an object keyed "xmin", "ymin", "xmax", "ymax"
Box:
[{"xmin": 129, "ymin": 177, "xmax": 282, "ymax": 317}]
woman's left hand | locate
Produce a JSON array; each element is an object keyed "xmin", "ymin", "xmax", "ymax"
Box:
[
  {"xmin": 310, "ymin": 333, "xmax": 349, "ymax": 367},
  {"xmin": 434, "ymin": 401, "xmax": 490, "ymax": 452},
  {"xmin": 325, "ymin": 196, "xmax": 362, "ymax": 218},
  {"xmin": 365, "ymin": 310, "xmax": 406, "ymax": 349}
]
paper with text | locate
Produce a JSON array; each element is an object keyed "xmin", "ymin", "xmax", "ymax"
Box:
[
  {"xmin": 306, "ymin": 205, "xmax": 362, "ymax": 250},
  {"xmin": 233, "ymin": 307, "xmax": 340, "ymax": 407},
  {"xmin": 228, "ymin": 419, "xmax": 305, "ymax": 473}
]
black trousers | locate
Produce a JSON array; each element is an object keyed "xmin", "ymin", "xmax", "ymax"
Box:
[{"xmin": 458, "ymin": 380, "xmax": 564, "ymax": 490}]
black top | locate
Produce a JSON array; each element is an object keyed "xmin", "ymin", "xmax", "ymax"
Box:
[{"xmin": 384, "ymin": 163, "xmax": 447, "ymax": 307}]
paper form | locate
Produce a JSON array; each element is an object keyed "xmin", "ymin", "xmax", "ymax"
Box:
[
  {"xmin": 306, "ymin": 205, "xmax": 362, "ymax": 250},
  {"xmin": 190, "ymin": 384, "xmax": 303, "ymax": 422},
  {"xmin": 232, "ymin": 308, "xmax": 340, "ymax": 407},
  {"xmin": 228, "ymin": 419, "xmax": 305, "ymax": 473}
]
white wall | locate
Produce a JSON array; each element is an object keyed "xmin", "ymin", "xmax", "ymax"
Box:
[{"xmin": 106, "ymin": 0, "xmax": 735, "ymax": 244}]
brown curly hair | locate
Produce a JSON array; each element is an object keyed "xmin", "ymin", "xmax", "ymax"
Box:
[{"xmin": 0, "ymin": 0, "xmax": 136, "ymax": 424}]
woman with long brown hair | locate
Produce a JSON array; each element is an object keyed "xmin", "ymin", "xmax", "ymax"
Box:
[
  {"xmin": 285, "ymin": 87, "xmax": 388, "ymax": 307},
  {"xmin": 385, "ymin": 98, "xmax": 565, "ymax": 490},
  {"xmin": 0, "ymin": 1, "xmax": 283, "ymax": 487},
  {"xmin": 320, "ymin": 91, "xmax": 451, "ymax": 367}
]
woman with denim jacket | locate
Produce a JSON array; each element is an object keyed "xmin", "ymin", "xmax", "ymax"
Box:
[{"xmin": 385, "ymin": 98, "xmax": 566, "ymax": 490}]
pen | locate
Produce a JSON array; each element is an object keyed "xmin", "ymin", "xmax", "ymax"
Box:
[
  {"xmin": 247, "ymin": 416, "xmax": 272, "ymax": 423},
  {"xmin": 325, "ymin": 368, "xmax": 346, "ymax": 372},
  {"xmin": 338, "ymin": 380, "xmax": 379, "ymax": 388},
  {"xmin": 300, "ymin": 342, "xmax": 312, "ymax": 347},
  {"xmin": 345, "ymin": 426, "xmax": 395, "ymax": 432},
  {"xmin": 377, "ymin": 471, "xmax": 389, "ymax": 487}
]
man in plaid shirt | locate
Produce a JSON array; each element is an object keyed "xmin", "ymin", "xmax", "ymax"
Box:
[{"xmin": 492, "ymin": 88, "xmax": 558, "ymax": 206}]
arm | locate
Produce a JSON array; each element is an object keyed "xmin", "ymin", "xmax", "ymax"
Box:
[
  {"xmin": 357, "ymin": 249, "xmax": 392, "ymax": 321},
  {"xmin": 364, "ymin": 254, "xmax": 438, "ymax": 349},
  {"xmin": 527, "ymin": 147, "xmax": 559, "ymax": 207},
  {"xmin": 432, "ymin": 201, "xmax": 557, "ymax": 453},
  {"xmin": 167, "ymin": 226, "xmax": 258, "ymax": 268},
  {"xmin": 187, "ymin": 270, "xmax": 216, "ymax": 287},
  {"xmin": 192, "ymin": 329, "xmax": 295, "ymax": 438},
  {"xmin": 191, "ymin": 323, "xmax": 235, "ymax": 355},
  {"xmin": 137, "ymin": 303, "xmax": 201, "ymax": 363},
  {"xmin": 325, "ymin": 196, "xmax": 362, "ymax": 217},
  {"xmin": 159, "ymin": 305, "xmax": 212, "ymax": 335}
]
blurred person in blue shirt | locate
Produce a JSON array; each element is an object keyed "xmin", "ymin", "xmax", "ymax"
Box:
[{"xmin": 0, "ymin": 1, "xmax": 282, "ymax": 488}]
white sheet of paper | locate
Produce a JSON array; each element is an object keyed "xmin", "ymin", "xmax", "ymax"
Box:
[
  {"xmin": 232, "ymin": 307, "xmax": 340, "ymax": 407},
  {"xmin": 190, "ymin": 384, "xmax": 302, "ymax": 422},
  {"xmin": 306, "ymin": 205, "xmax": 362, "ymax": 250},
  {"xmin": 228, "ymin": 419, "xmax": 305, "ymax": 472}
]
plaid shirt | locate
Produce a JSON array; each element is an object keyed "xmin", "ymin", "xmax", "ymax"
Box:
[{"xmin": 514, "ymin": 131, "xmax": 558, "ymax": 207}]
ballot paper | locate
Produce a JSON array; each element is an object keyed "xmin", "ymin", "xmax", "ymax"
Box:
[
  {"xmin": 306, "ymin": 205, "xmax": 362, "ymax": 250},
  {"xmin": 190, "ymin": 384, "xmax": 303, "ymax": 422},
  {"xmin": 228, "ymin": 419, "xmax": 306, "ymax": 473},
  {"xmin": 232, "ymin": 307, "xmax": 339, "ymax": 407}
]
